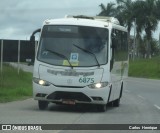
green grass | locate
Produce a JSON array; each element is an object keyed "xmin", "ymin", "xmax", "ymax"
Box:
[
  {"xmin": 0, "ymin": 64, "xmax": 32, "ymax": 103},
  {"xmin": 129, "ymin": 56, "xmax": 160, "ymax": 79}
]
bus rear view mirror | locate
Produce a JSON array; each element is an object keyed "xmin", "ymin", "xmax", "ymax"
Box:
[{"xmin": 30, "ymin": 28, "xmax": 41, "ymax": 45}]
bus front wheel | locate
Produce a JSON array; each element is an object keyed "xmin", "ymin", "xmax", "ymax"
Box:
[
  {"xmin": 112, "ymin": 99, "xmax": 120, "ymax": 107},
  {"xmin": 97, "ymin": 104, "xmax": 107, "ymax": 112},
  {"xmin": 38, "ymin": 100, "xmax": 48, "ymax": 110}
]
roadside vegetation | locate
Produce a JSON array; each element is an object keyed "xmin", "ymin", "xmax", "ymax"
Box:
[
  {"xmin": 0, "ymin": 64, "xmax": 32, "ymax": 103},
  {"xmin": 99, "ymin": 0, "xmax": 160, "ymax": 59},
  {"xmin": 129, "ymin": 56, "xmax": 160, "ymax": 79},
  {"xmin": 99, "ymin": 0, "xmax": 160, "ymax": 79}
]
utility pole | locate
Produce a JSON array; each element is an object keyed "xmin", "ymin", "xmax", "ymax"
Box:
[
  {"xmin": 1, "ymin": 40, "xmax": 3, "ymax": 75},
  {"xmin": 133, "ymin": 18, "xmax": 136, "ymax": 60},
  {"xmin": 17, "ymin": 40, "xmax": 21, "ymax": 74}
]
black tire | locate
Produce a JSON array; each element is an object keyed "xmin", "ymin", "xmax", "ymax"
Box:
[
  {"xmin": 107, "ymin": 102, "xmax": 113, "ymax": 107},
  {"xmin": 112, "ymin": 98, "xmax": 120, "ymax": 107},
  {"xmin": 97, "ymin": 104, "xmax": 107, "ymax": 112},
  {"xmin": 38, "ymin": 101, "xmax": 48, "ymax": 110}
]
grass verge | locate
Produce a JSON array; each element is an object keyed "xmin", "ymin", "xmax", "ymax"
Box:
[
  {"xmin": 0, "ymin": 63, "xmax": 32, "ymax": 103},
  {"xmin": 129, "ymin": 56, "xmax": 160, "ymax": 79}
]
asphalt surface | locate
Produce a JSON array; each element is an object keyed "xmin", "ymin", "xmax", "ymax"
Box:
[
  {"xmin": 9, "ymin": 63, "xmax": 33, "ymax": 73},
  {"xmin": 0, "ymin": 64, "xmax": 160, "ymax": 133}
]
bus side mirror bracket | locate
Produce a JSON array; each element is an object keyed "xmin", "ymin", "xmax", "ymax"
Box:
[
  {"xmin": 29, "ymin": 28, "xmax": 41, "ymax": 65},
  {"xmin": 30, "ymin": 28, "xmax": 41, "ymax": 45},
  {"xmin": 30, "ymin": 35, "xmax": 35, "ymax": 45}
]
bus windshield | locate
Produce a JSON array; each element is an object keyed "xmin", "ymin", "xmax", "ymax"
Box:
[{"xmin": 38, "ymin": 25, "xmax": 108, "ymax": 67}]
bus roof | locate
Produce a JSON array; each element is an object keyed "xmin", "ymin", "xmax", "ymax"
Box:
[{"xmin": 43, "ymin": 15, "xmax": 127, "ymax": 32}]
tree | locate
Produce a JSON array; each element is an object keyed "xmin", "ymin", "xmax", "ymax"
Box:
[
  {"xmin": 138, "ymin": 36, "xmax": 160, "ymax": 57},
  {"xmin": 116, "ymin": 0, "xmax": 135, "ymax": 30},
  {"xmin": 116, "ymin": 0, "xmax": 135, "ymax": 50},
  {"xmin": 98, "ymin": 2, "xmax": 116, "ymax": 17},
  {"xmin": 143, "ymin": 0, "xmax": 158, "ymax": 58},
  {"xmin": 133, "ymin": 0, "xmax": 145, "ymax": 57},
  {"xmin": 151, "ymin": 38, "xmax": 160, "ymax": 56},
  {"xmin": 118, "ymin": 0, "xmax": 159, "ymax": 58},
  {"xmin": 138, "ymin": 36, "xmax": 147, "ymax": 58},
  {"xmin": 98, "ymin": 0, "xmax": 160, "ymax": 58},
  {"xmin": 155, "ymin": 0, "xmax": 160, "ymax": 20}
]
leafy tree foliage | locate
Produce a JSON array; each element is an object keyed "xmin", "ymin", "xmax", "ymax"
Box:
[{"xmin": 98, "ymin": 0, "xmax": 160, "ymax": 58}]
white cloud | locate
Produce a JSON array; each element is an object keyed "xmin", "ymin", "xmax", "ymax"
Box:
[
  {"xmin": 0, "ymin": 0, "xmax": 159, "ymax": 40},
  {"xmin": 0, "ymin": 27, "xmax": 20, "ymax": 39},
  {"xmin": 0, "ymin": 0, "xmax": 115, "ymax": 40}
]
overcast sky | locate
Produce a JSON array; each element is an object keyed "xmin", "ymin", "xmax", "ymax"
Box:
[{"xmin": 0, "ymin": 0, "xmax": 159, "ymax": 40}]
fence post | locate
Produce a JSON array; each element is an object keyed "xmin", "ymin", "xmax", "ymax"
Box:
[
  {"xmin": 1, "ymin": 40, "xmax": 3, "ymax": 75},
  {"xmin": 18, "ymin": 40, "xmax": 20, "ymax": 74}
]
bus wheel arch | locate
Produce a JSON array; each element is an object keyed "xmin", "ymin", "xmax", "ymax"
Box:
[
  {"xmin": 120, "ymin": 82, "xmax": 123, "ymax": 98},
  {"xmin": 107, "ymin": 84, "xmax": 113, "ymax": 106}
]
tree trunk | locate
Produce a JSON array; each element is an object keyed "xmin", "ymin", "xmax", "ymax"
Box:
[{"xmin": 146, "ymin": 39, "xmax": 152, "ymax": 59}]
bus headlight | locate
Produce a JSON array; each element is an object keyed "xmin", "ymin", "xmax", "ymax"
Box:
[
  {"xmin": 33, "ymin": 78, "xmax": 51, "ymax": 86},
  {"xmin": 88, "ymin": 82, "xmax": 109, "ymax": 89}
]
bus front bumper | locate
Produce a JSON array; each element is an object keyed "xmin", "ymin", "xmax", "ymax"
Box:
[{"xmin": 33, "ymin": 82, "xmax": 111, "ymax": 105}]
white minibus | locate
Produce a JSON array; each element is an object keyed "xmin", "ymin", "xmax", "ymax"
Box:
[{"xmin": 31, "ymin": 15, "xmax": 128, "ymax": 112}]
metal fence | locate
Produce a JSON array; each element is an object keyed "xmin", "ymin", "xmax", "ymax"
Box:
[{"xmin": 0, "ymin": 39, "xmax": 36, "ymax": 74}]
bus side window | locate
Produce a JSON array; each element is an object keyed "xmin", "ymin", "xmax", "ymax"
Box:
[{"xmin": 110, "ymin": 30, "xmax": 117, "ymax": 71}]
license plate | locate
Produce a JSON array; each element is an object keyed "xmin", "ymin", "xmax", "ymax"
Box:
[{"xmin": 62, "ymin": 100, "xmax": 75, "ymax": 105}]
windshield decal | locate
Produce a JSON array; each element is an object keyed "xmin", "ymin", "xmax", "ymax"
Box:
[
  {"xmin": 63, "ymin": 60, "xmax": 79, "ymax": 66},
  {"xmin": 70, "ymin": 53, "xmax": 79, "ymax": 62}
]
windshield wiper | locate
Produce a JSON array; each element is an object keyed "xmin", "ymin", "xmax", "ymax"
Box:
[
  {"xmin": 73, "ymin": 44, "xmax": 100, "ymax": 67},
  {"xmin": 45, "ymin": 48, "xmax": 73, "ymax": 69}
]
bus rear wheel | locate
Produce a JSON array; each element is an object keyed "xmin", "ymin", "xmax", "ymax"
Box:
[{"xmin": 38, "ymin": 100, "xmax": 48, "ymax": 110}]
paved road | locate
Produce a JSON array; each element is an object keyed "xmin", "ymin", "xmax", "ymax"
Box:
[
  {"xmin": 0, "ymin": 77, "xmax": 160, "ymax": 133},
  {"xmin": 9, "ymin": 63, "xmax": 33, "ymax": 73}
]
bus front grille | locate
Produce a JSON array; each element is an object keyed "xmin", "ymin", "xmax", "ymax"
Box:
[{"xmin": 47, "ymin": 91, "xmax": 91, "ymax": 102}]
